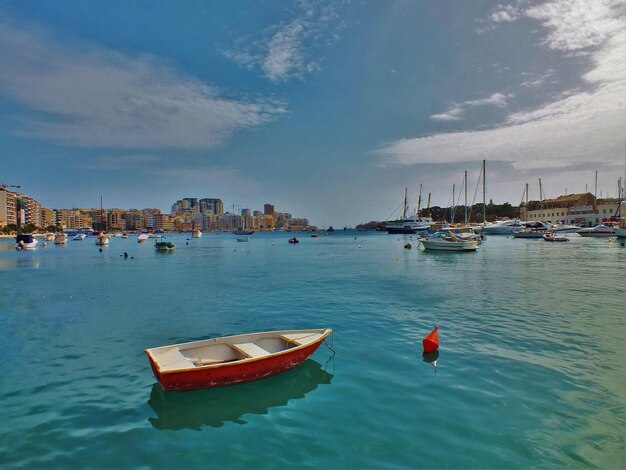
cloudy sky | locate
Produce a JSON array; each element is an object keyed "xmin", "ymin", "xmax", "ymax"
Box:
[{"xmin": 1, "ymin": 0, "xmax": 624, "ymax": 226}]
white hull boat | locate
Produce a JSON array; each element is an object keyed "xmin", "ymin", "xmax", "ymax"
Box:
[
  {"xmin": 483, "ymin": 219, "xmax": 524, "ymax": 235},
  {"xmin": 577, "ymin": 225, "xmax": 616, "ymax": 237},
  {"xmin": 95, "ymin": 234, "xmax": 109, "ymax": 246},
  {"xmin": 54, "ymin": 233, "xmax": 68, "ymax": 245},
  {"xmin": 15, "ymin": 234, "xmax": 38, "ymax": 250},
  {"xmin": 420, "ymin": 232, "xmax": 479, "ymax": 251}
]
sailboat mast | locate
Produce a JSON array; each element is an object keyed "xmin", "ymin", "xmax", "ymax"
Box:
[
  {"xmin": 417, "ymin": 184, "xmax": 422, "ymax": 218},
  {"xmin": 451, "ymin": 184, "xmax": 455, "ymax": 224},
  {"xmin": 525, "ymin": 183, "xmax": 529, "ymax": 222},
  {"xmin": 403, "ymin": 187, "xmax": 408, "ymax": 220},
  {"xmin": 482, "ymin": 160, "xmax": 486, "ymax": 225},
  {"xmin": 464, "ymin": 170, "xmax": 468, "ymax": 225},
  {"xmin": 539, "ymin": 179, "xmax": 543, "ymax": 222}
]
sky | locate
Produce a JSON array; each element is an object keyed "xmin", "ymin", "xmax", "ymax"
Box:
[{"xmin": 0, "ymin": 0, "xmax": 624, "ymax": 227}]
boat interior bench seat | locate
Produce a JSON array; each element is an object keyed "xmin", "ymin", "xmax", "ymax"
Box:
[
  {"xmin": 232, "ymin": 342, "xmax": 270, "ymax": 358},
  {"xmin": 280, "ymin": 333, "xmax": 322, "ymax": 346}
]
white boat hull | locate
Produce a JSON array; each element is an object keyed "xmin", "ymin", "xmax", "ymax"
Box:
[{"xmin": 421, "ymin": 239, "xmax": 479, "ymax": 251}]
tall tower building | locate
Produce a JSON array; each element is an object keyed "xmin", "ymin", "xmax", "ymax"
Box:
[{"xmin": 264, "ymin": 204, "xmax": 275, "ymax": 216}]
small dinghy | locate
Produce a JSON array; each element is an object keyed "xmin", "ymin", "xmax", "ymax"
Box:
[
  {"xmin": 543, "ymin": 232, "xmax": 569, "ymax": 242},
  {"xmin": 145, "ymin": 328, "xmax": 332, "ymax": 391}
]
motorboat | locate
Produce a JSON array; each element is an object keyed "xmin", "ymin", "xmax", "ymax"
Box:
[
  {"xmin": 15, "ymin": 234, "xmax": 38, "ymax": 250},
  {"xmin": 192, "ymin": 229, "xmax": 202, "ymax": 238},
  {"xmin": 54, "ymin": 232, "xmax": 68, "ymax": 245},
  {"xmin": 44, "ymin": 232, "xmax": 55, "ymax": 242},
  {"xmin": 233, "ymin": 230, "xmax": 255, "ymax": 235},
  {"xmin": 72, "ymin": 233, "xmax": 86, "ymax": 241},
  {"xmin": 145, "ymin": 328, "xmax": 332, "ymax": 391},
  {"xmin": 512, "ymin": 228, "xmax": 546, "ymax": 239},
  {"xmin": 138, "ymin": 233, "xmax": 150, "ymax": 243},
  {"xmin": 385, "ymin": 218, "xmax": 432, "ymax": 234},
  {"xmin": 155, "ymin": 240, "xmax": 175, "ymax": 251},
  {"xmin": 236, "ymin": 238, "xmax": 249, "ymax": 242},
  {"xmin": 288, "ymin": 237, "xmax": 299, "ymax": 244},
  {"xmin": 482, "ymin": 219, "xmax": 524, "ymax": 235},
  {"xmin": 420, "ymin": 231, "xmax": 479, "ymax": 251},
  {"xmin": 577, "ymin": 225, "xmax": 616, "ymax": 237},
  {"xmin": 549, "ymin": 223, "xmax": 581, "ymax": 233},
  {"xmin": 95, "ymin": 234, "xmax": 109, "ymax": 246},
  {"xmin": 543, "ymin": 233, "xmax": 569, "ymax": 242}
]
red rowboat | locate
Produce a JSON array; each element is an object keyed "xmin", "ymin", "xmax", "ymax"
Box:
[
  {"xmin": 422, "ymin": 325, "xmax": 439, "ymax": 353},
  {"xmin": 145, "ymin": 329, "xmax": 332, "ymax": 391}
]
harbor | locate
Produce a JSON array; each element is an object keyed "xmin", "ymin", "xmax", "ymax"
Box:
[{"xmin": 1, "ymin": 231, "xmax": 624, "ymax": 468}]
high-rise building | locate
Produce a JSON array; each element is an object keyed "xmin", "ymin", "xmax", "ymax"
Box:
[
  {"xmin": 264, "ymin": 204, "xmax": 275, "ymax": 216},
  {"xmin": 0, "ymin": 188, "xmax": 16, "ymax": 227},
  {"xmin": 241, "ymin": 208, "xmax": 252, "ymax": 217},
  {"xmin": 199, "ymin": 198, "xmax": 224, "ymax": 216}
]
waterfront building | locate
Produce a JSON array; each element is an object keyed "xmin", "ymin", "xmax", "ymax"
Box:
[
  {"xmin": 0, "ymin": 188, "xmax": 16, "ymax": 227},
  {"xmin": 107, "ymin": 209, "xmax": 126, "ymax": 231},
  {"xmin": 264, "ymin": 204, "xmax": 275, "ymax": 217},
  {"xmin": 40, "ymin": 207, "xmax": 54, "ymax": 228},
  {"xmin": 523, "ymin": 193, "xmax": 620, "ymax": 226},
  {"xmin": 199, "ymin": 198, "xmax": 224, "ymax": 216},
  {"xmin": 241, "ymin": 208, "xmax": 252, "ymax": 217}
]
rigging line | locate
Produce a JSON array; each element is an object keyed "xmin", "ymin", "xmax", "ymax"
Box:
[
  {"xmin": 467, "ymin": 166, "xmax": 483, "ymax": 222},
  {"xmin": 383, "ymin": 199, "xmax": 405, "ymax": 222}
]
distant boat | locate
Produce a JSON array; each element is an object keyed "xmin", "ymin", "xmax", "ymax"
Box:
[
  {"xmin": 233, "ymin": 230, "xmax": 254, "ymax": 235},
  {"xmin": 482, "ymin": 219, "xmax": 525, "ymax": 235},
  {"xmin": 288, "ymin": 237, "xmax": 299, "ymax": 244},
  {"xmin": 577, "ymin": 225, "xmax": 616, "ymax": 237},
  {"xmin": 543, "ymin": 233, "xmax": 569, "ymax": 242},
  {"xmin": 54, "ymin": 232, "xmax": 68, "ymax": 245},
  {"xmin": 15, "ymin": 234, "xmax": 38, "ymax": 250},
  {"xmin": 420, "ymin": 232, "xmax": 479, "ymax": 251},
  {"xmin": 72, "ymin": 233, "xmax": 86, "ymax": 241},
  {"xmin": 155, "ymin": 240, "xmax": 175, "ymax": 251},
  {"xmin": 44, "ymin": 232, "xmax": 55, "ymax": 242},
  {"xmin": 138, "ymin": 233, "xmax": 149, "ymax": 243},
  {"xmin": 385, "ymin": 187, "xmax": 432, "ymax": 234},
  {"xmin": 95, "ymin": 234, "xmax": 109, "ymax": 246},
  {"xmin": 549, "ymin": 223, "xmax": 581, "ymax": 233},
  {"xmin": 145, "ymin": 328, "xmax": 333, "ymax": 391},
  {"xmin": 192, "ymin": 229, "xmax": 202, "ymax": 238},
  {"xmin": 512, "ymin": 229, "xmax": 546, "ymax": 239}
]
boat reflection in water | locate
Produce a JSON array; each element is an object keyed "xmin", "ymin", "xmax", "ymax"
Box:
[{"xmin": 147, "ymin": 359, "xmax": 333, "ymax": 430}]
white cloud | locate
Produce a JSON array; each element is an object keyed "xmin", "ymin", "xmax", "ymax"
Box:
[
  {"xmin": 490, "ymin": 4, "xmax": 521, "ymax": 23},
  {"xmin": 0, "ymin": 22, "xmax": 286, "ymax": 149},
  {"xmin": 430, "ymin": 92, "xmax": 509, "ymax": 121},
  {"xmin": 380, "ymin": 0, "xmax": 625, "ymax": 172},
  {"xmin": 223, "ymin": 2, "xmax": 343, "ymax": 82},
  {"xmin": 262, "ymin": 20, "xmax": 308, "ymax": 82},
  {"xmin": 73, "ymin": 154, "xmax": 160, "ymax": 170}
]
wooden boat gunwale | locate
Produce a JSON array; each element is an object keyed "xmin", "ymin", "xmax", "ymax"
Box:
[{"xmin": 146, "ymin": 328, "xmax": 332, "ymax": 376}]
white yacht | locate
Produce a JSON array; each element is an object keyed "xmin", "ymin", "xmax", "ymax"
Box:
[
  {"xmin": 482, "ymin": 219, "xmax": 525, "ymax": 235},
  {"xmin": 549, "ymin": 223, "xmax": 581, "ymax": 233},
  {"xmin": 15, "ymin": 234, "xmax": 38, "ymax": 250},
  {"xmin": 577, "ymin": 225, "xmax": 616, "ymax": 237},
  {"xmin": 420, "ymin": 232, "xmax": 479, "ymax": 251},
  {"xmin": 192, "ymin": 229, "xmax": 202, "ymax": 238},
  {"xmin": 54, "ymin": 232, "xmax": 68, "ymax": 245}
]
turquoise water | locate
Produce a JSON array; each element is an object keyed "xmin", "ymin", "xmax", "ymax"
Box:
[{"xmin": 0, "ymin": 232, "xmax": 624, "ymax": 468}]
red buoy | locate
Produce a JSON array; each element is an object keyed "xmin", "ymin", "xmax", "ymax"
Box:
[{"xmin": 422, "ymin": 325, "xmax": 439, "ymax": 353}]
